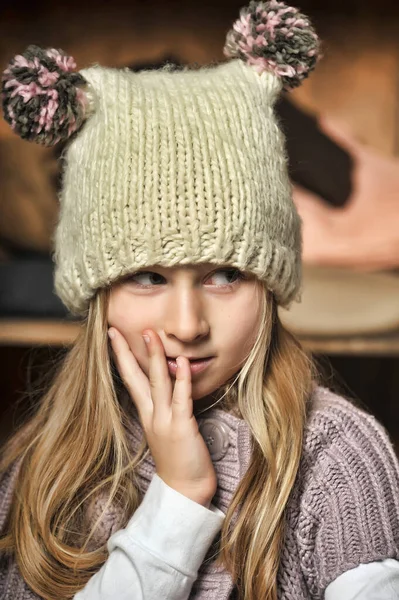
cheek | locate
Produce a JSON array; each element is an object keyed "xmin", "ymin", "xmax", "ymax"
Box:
[
  {"xmin": 107, "ymin": 291, "xmax": 159, "ymax": 370},
  {"xmin": 224, "ymin": 321, "xmax": 258, "ymax": 359},
  {"xmin": 219, "ymin": 316, "xmax": 259, "ymax": 362},
  {"xmin": 222, "ymin": 293, "xmax": 262, "ymax": 356},
  {"xmin": 108, "ymin": 291, "xmax": 151, "ymax": 332},
  {"xmin": 107, "ymin": 294, "xmax": 146, "ymax": 356}
]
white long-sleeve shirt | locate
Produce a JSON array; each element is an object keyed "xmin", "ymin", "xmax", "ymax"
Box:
[{"xmin": 75, "ymin": 474, "xmax": 399, "ymax": 600}]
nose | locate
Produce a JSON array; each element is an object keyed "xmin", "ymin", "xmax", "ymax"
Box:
[{"xmin": 163, "ymin": 286, "xmax": 210, "ymax": 342}]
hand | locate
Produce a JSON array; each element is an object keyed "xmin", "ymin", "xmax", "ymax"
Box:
[
  {"xmin": 293, "ymin": 117, "xmax": 399, "ymax": 271},
  {"xmin": 108, "ymin": 327, "xmax": 217, "ymax": 508}
]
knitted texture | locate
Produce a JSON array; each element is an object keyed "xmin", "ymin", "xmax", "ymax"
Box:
[
  {"xmin": 224, "ymin": 1, "xmax": 320, "ymax": 88},
  {"xmin": 52, "ymin": 59, "xmax": 302, "ymax": 316},
  {"xmin": 1, "ymin": 1, "xmax": 323, "ymax": 318},
  {"xmin": 1, "ymin": 45, "xmax": 90, "ymax": 146},
  {"xmin": 1, "ymin": 386, "xmax": 399, "ymax": 599}
]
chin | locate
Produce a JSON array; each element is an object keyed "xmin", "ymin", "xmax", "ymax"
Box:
[{"xmin": 191, "ymin": 381, "xmax": 215, "ymax": 401}]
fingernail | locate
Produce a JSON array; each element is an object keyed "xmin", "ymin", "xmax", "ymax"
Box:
[
  {"xmin": 142, "ymin": 334, "xmax": 150, "ymax": 344},
  {"xmin": 108, "ymin": 328, "xmax": 115, "ymax": 340}
]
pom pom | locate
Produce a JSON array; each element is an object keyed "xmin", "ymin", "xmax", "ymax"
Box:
[
  {"xmin": 1, "ymin": 44, "xmax": 91, "ymax": 146},
  {"xmin": 224, "ymin": 0, "xmax": 321, "ymax": 90}
]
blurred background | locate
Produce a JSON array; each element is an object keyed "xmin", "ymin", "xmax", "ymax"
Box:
[{"xmin": 1, "ymin": 0, "xmax": 399, "ymax": 451}]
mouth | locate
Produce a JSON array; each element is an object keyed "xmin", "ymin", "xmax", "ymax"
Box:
[
  {"xmin": 166, "ymin": 356, "xmax": 214, "ymax": 362},
  {"xmin": 166, "ymin": 356, "xmax": 214, "ymax": 375}
]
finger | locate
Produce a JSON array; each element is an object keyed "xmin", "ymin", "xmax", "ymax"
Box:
[
  {"xmin": 108, "ymin": 327, "xmax": 153, "ymax": 417},
  {"xmin": 171, "ymin": 356, "xmax": 193, "ymax": 421},
  {"xmin": 144, "ymin": 330, "xmax": 173, "ymax": 421}
]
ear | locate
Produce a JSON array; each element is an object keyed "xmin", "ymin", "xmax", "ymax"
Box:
[
  {"xmin": 224, "ymin": 1, "xmax": 322, "ymax": 90},
  {"xmin": 1, "ymin": 44, "xmax": 95, "ymax": 146}
]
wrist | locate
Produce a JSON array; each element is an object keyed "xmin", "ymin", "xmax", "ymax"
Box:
[
  {"xmin": 161, "ymin": 481, "xmax": 214, "ymax": 508},
  {"xmin": 174, "ymin": 488, "xmax": 213, "ymax": 508}
]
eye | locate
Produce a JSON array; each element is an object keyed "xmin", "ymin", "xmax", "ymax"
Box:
[
  {"xmin": 205, "ymin": 268, "xmax": 245, "ymax": 286},
  {"xmin": 126, "ymin": 272, "xmax": 165, "ymax": 287},
  {"xmin": 125, "ymin": 268, "xmax": 246, "ymax": 288}
]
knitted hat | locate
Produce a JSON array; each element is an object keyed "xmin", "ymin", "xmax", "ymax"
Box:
[{"xmin": 1, "ymin": 1, "xmax": 321, "ymax": 317}]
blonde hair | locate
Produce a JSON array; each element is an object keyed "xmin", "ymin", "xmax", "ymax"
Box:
[{"xmin": 0, "ymin": 280, "xmax": 317, "ymax": 600}]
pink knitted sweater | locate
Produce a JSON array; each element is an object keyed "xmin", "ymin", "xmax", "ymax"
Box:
[{"xmin": 1, "ymin": 386, "xmax": 399, "ymax": 599}]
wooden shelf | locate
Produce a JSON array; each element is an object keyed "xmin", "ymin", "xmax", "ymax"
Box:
[
  {"xmin": 0, "ymin": 319, "xmax": 81, "ymax": 346},
  {"xmin": 299, "ymin": 332, "xmax": 399, "ymax": 356},
  {"xmin": 1, "ymin": 319, "xmax": 399, "ymax": 356}
]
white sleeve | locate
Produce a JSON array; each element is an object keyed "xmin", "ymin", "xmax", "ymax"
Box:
[
  {"xmin": 325, "ymin": 559, "xmax": 399, "ymax": 599},
  {"xmin": 74, "ymin": 473, "xmax": 225, "ymax": 600}
]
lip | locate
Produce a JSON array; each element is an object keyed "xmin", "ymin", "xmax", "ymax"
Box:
[{"xmin": 167, "ymin": 357, "xmax": 214, "ymax": 376}]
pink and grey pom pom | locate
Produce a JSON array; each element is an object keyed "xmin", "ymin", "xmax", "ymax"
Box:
[
  {"xmin": 1, "ymin": 45, "xmax": 89, "ymax": 146},
  {"xmin": 224, "ymin": 0, "xmax": 321, "ymax": 89},
  {"xmin": 0, "ymin": 2, "xmax": 321, "ymax": 148}
]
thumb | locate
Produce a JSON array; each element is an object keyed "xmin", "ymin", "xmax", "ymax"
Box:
[{"xmin": 318, "ymin": 115, "xmax": 361, "ymax": 154}]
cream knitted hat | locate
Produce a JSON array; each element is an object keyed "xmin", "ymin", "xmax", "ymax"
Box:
[{"xmin": 2, "ymin": 1, "xmax": 321, "ymax": 316}]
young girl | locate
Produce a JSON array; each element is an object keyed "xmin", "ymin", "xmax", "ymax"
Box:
[{"xmin": 1, "ymin": 2, "xmax": 399, "ymax": 599}]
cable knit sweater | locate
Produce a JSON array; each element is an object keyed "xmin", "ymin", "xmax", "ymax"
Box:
[{"xmin": 1, "ymin": 386, "xmax": 399, "ymax": 599}]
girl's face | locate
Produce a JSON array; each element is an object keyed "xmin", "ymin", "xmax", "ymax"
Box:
[{"xmin": 107, "ymin": 263, "xmax": 263, "ymax": 411}]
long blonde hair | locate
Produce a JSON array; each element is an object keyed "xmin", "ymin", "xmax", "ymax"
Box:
[{"xmin": 0, "ymin": 280, "xmax": 317, "ymax": 599}]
